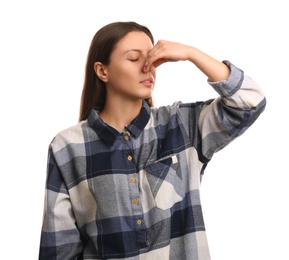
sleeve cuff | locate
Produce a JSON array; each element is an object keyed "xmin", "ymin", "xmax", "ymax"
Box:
[{"xmin": 208, "ymin": 60, "xmax": 244, "ymax": 97}]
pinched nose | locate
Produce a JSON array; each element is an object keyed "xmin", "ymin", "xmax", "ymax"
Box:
[{"xmin": 143, "ymin": 62, "xmax": 156, "ymax": 74}]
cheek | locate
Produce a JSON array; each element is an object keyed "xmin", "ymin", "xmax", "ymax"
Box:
[
  {"xmin": 107, "ymin": 61, "xmax": 142, "ymax": 84},
  {"xmin": 108, "ymin": 65, "xmax": 126, "ymax": 80},
  {"xmin": 109, "ymin": 66, "xmax": 136, "ymax": 86}
]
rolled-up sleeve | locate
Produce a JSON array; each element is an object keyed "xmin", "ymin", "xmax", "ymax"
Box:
[{"xmin": 198, "ymin": 60, "xmax": 266, "ymax": 159}]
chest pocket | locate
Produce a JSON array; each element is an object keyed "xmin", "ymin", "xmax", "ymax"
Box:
[{"xmin": 145, "ymin": 154, "xmax": 185, "ymax": 210}]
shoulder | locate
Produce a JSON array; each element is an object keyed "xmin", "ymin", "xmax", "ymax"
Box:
[
  {"xmin": 151, "ymin": 101, "xmax": 203, "ymax": 119},
  {"xmin": 50, "ymin": 120, "xmax": 88, "ymax": 153},
  {"xmin": 151, "ymin": 101, "xmax": 182, "ymax": 115}
]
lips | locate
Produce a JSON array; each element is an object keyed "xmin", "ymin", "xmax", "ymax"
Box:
[{"xmin": 140, "ymin": 77, "xmax": 154, "ymax": 85}]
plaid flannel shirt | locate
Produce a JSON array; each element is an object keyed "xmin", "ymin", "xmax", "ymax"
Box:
[{"xmin": 39, "ymin": 61, "xmax": 266, "ymax": 259}]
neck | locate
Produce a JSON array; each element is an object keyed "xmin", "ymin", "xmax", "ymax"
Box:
[{"xmin": 99, "ymin": 99, "xmax": 143, "ymax": 131}]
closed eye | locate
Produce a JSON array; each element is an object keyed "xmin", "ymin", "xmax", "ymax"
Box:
[{"xmin": 129, "ymin": 58, "xmax": 139, "ymax": 62}]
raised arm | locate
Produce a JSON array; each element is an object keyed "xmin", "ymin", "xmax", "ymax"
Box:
[{"xmin": 143, "ymin": 40, "xmax": 230, "ymax": 82}]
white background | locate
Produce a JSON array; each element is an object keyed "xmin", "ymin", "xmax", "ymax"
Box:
[{"xmin": 1, "ymin": 0, "xmax": 288, "ymax": 259}]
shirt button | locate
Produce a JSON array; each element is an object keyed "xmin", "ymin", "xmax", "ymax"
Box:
[
  {"xmin": 130, "ymin": 177, "xmax": 136, "ymax": 183},
  {"xmin": 127, "ymin": 155, "xmax": 133, "ymax": 161},
  {"xmin": 133, "ymin": 199, "xmax": 139, "ymax": 205},
  {"xmin": 124, "ymin": 135, "xmax": 129, "ymax": 140},
  {"xmin": 136, "ymin": 219, "xmax": 142, "ymax": 225}
]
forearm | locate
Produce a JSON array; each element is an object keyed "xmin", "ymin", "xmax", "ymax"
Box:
[{"xmin": 187, "ymin": 46, "xmax": 230, "ymax": 82}]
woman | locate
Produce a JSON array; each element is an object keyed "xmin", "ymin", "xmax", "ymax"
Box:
[{"xmin": 39, "ymin": 21, "xmax": 266, "ymax": 259}]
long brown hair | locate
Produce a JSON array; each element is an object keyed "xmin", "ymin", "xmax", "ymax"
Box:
[{"xmin": 79, "ymin": 21, "xmax": 155, "ymax": 122}]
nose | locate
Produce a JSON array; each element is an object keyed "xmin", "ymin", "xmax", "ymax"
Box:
[{"xmin": 143, "ymin": 63, "xmax": 156, "ymax": 74}]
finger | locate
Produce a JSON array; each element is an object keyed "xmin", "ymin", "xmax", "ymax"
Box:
[
  {"xmin": 143, "ymin": 48, "xmax": 164, "ymax": 72},
  {"xmin": 143, "ymin": 61, "xmax": 158, "ymax": 73}
]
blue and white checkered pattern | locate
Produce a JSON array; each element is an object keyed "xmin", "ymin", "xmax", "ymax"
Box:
[{"xmin": 39, "ymin": 61, "xmax": 266, "ymax": 259}]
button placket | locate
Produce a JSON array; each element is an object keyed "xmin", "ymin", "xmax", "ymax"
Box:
[
  {"xmin": 121, "ymin": 132, "xmax": 134, "ymax": 164},
  {"xmin": 122, "ymin": 133, "xmax": 146, "ymax": 245}
]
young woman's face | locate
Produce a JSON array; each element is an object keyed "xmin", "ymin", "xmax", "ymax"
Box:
[{"xmin": 104, "ymin": 31, "xmax": 155, "ymax": 102}]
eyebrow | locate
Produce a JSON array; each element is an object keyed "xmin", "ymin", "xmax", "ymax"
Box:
[{"xmin": 123, "ymin": 49, "xmax": 142, "ymax": 54}]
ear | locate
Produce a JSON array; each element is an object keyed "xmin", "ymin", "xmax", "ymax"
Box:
[{"xmin": 94, "ymin": 62, "xmax": 108, "ymax": 82}]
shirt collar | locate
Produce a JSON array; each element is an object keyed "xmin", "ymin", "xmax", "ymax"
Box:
[{"xmin": 88, "ymin": 101, "xmax": 151, "ymax": 146}]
